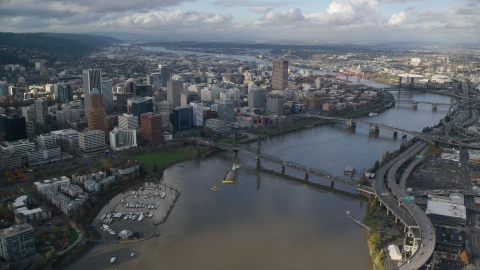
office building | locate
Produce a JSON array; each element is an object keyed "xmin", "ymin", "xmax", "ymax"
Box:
[
  {"xmin": 0, "ymin": 224, "xmax": 35, "ymax": 262},
  {"xmin": 147, "ymin": 73, "xmax": 162, "ymax": 89},
  {"xmin": 153, "ymin": 89, "xmax": 167, "ymax": 103},
  {"xmin": 180, "ymin": 91, "xmax": 200, "ymax": 107},
  {"xmin": 140, "ymin": 113, "xmax": 162, "ymax": 143},
  {"xmin": 83, "ymin": 69, "xmax": 102, "ymax": 115},
  {"xmin": 124, "ymin": 78, "xmax": 136, "ymax": 97},
  {"xmin": 157, "ymin": 100, "xmax": 174, "ymax": 125},
  {"xmin": 54, "ymin": 83, "xmax": 73, "ymax": 104},
  {"xmin": 35, "ymin": 98, "xmax": 48, "ymax": 125},
  {"xmin": 167, "ymin": 81, "xmax": 184, "ymax": 108},
  {"xmin": 78, "ymin": 129, "xmax": 107, "ymax": 157},
  {"xmin": 118, "ymin": 113, "xmax": 139, "ymax": 129},
  {"xmin": 136, "ymin": 84, "xmax": 152, "ymax": 97},
  {"xmin": 86, "ymin": 88, "xmax": 108, "ymax": 139},
  {"xmin": 114, "ymin": 92, "xmax": 133, "ymax": 114},
  {"xmin": 4, "ymin": 114, "xmax": 27, "ymax": 141},
  {"xmin": 110, "ymin": 127, "xmax": 137, "ymax": 151},
  {"xmin": 171, "ymin": 106, "xmax": 193, "ymax": 132},
  {"xmin": 272, "ymin": 60, "xmax": 289, "ymax": 90},
  {"xmin": 128, "ymin": 97, "xmax": 153, "ymax": 121},
  {"xmin": 266, "ymin": 94, "xmax": 285, "ymax": 115},
  {"xmin": 101, "ymin": 79, "xmax": 114, "ymax": 113},
  {"xmin": 160, "ymin": 66, "xmax": 170, "ymax": 87},
  {"xmin": 0, "ymin": 114, "xmax": 4, "ymax": 133},
  {"xmin": 190, "ymin": 101, "xmax": 204, "ymax": 127},
  {"xmin": 217, "ymin": 99, "xmax": 234, "ymax": 123},
  {"xmin": 25, "ymin": 121, "xmax": 34, "ymax": 138},
  {"xmin": 248, "ymin": 88, "xmax": 267, "ymax": 109},
  {"xmin": 0, "ymin": 81, "xmax": 8, "ymax": 100}
]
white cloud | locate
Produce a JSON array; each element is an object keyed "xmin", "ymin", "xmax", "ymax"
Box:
[
  {"xmin": 388, "ymin": 11, "xmax": 406, "ymax": 25},
  {"xmin": 262, "ymin": 8, "xmax": 304, "ymax": 21},
  {"xmin": 213, "ymin": 0, "xmax": 292, "ymax": 13}
]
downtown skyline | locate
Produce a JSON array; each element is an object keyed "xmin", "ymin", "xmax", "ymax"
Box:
[{"xmin": 0, "ymin": 0, "xmax": 479, "ymax": 43}]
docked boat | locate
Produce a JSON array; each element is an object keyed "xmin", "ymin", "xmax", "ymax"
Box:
[
  {"xmin": 131, "ymin": 252, "xmax": 135, "ymax": 257},
  {"xmin": 368, "ymin": 112, "xmax": 378, "ymax": 117},
  {"xmin": 101, "ymin": 214, "xmax": 106, "ymax": 221},
  {"xmin": 138, "ymin": 212, "xmax": 144, "ymax": 221},
  {"xmin": 222, "ymin": 164, "xmax": 239, "ymax": 184},
  {"xmin": 110, "ymin": 255, "xmax": 116, "ymax": 263}
]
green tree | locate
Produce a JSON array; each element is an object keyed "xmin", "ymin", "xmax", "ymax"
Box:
[
  {"xmin": 152, "ymin": 163, "xmax": 158, "ymax": 173},
  {"xmin": 45, "ymin": 248, "xmax": 57, "ymax": 260},
  {"xmin": 373, "ymin": 161, "xmax": 380, "ymax": 172}
]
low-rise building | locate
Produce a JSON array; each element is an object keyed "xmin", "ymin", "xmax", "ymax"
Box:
[{"xmin": 84, "ymin": 180, "xmax": 101, "ymax": 192}]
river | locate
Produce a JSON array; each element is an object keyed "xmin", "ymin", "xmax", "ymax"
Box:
[{"xmin": 69, "ymin": 47, "xmax": 451, "ymax": 270}]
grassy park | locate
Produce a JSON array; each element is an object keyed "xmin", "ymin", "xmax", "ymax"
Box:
[
  {"xmin": 133, "ymin": 147, "xmax": 196, "ymax": 169},
  {"xmin": 68, "ymin": 229, "xmax": 79, "ymax": 246}
]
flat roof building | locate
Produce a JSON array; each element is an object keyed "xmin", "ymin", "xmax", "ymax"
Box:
[
  {"xmin": 425, "ymin": 199, "xmax": 466, "ymax": 227},
  {"xmin": 0, "ymin": 224, "xmax": 35, "ymax": 262}
]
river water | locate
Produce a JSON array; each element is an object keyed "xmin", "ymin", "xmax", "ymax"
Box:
[{"xmin": 70, "ymin": 47, "xmax": 451, "ymax": 270}]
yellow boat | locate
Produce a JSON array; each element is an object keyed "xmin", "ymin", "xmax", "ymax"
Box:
[{"xmin": 212, "ymin": 185, "xmax": 219, "ymax": 191}]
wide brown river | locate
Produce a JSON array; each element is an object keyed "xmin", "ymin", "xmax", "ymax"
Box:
[{"xmin": 69, "ymin": 91, "xmax": 451, "ymax": 270}]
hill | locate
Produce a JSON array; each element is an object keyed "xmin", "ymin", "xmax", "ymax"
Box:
[{"xmin": 0, "ymin": 32, "xmax": 122, "ymax": 55}]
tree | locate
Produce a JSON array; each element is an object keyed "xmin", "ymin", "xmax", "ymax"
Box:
[
  {"xmin": 152, "ymin": 163, "xmax": 158, "ymax": 173},
  {"xmin": 45, "ymin": 248, "xmax": 57, "ymax": 260},
  {"xmin": 359, "ymin": 173, "xmax": 367, "ymax": 185},
  {"xmin": 102, "ymin": 159, "xmax": 110, "ymax": 170},
  {"xmin": 460, "ymin": 250, "xmax": 469, "ymax": 266},
  {"xmin": 373, "ymin": 160, "xmax": 380, "ymax": 172}
]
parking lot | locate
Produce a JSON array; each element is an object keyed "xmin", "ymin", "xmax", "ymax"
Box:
[{"xmin": 408, "ymin": 155, "xmax": 464, "ymax": 191}]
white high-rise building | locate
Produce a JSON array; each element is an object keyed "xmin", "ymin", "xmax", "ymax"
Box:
[
  {"xmin": 190, "ymin": 101, "xmax": 204, "ymax": 127},
  {"xmin": 110, "ymin": 127, "xmax": 137, "ymax": 152},
  {"xmin": 148, "ymin": 73, "xmax": 162, "ymax": 89},
  {"xmin": 118, "ymin": 113, "xmax": 139, "ymax": 129},
  {"xmin": 0, "ymin": 224, "xmax": 35, "ymax": 262},
  {"xmin": 35, "ymin": 98, "xmax": 48, "ymax": 125}
]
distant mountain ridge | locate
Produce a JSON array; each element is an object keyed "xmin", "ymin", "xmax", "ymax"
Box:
[{"xmin": 0, "ymin": 32, "xmax": 122, "ymax": 55}]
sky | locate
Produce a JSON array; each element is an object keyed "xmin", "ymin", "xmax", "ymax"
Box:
[{"xmin": 0, "ymin": 0, "xmax": 479, "ymax": 43}]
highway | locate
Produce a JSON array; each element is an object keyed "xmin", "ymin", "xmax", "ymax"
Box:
[{"xmin": 374, "ymin": 141, "xmax": 435, "ymax": 270}]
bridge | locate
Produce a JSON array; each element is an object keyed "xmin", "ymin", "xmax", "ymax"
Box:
[
  {"xmin": 211, "ymin": 142, "xmax": 374, "ymax": 195},
  {"xmin": 387, "ymin": 99, "xmax": 454, "ymax": 109}
]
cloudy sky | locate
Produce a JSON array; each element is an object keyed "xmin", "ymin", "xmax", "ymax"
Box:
[{"xmin": 0, "ymin": 0, "xmax": 479, "ymax": 43}]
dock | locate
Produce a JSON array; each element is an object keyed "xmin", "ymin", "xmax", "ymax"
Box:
[{"xmin": 342, "ymin": 210, "xmax": 370, "ymax": 230}]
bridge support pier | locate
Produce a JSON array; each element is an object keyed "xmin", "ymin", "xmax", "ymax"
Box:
[
  {"xmin": 369, "ymin": 124, "xmax": 379, "ymax": 133},
  {"xmin": 281, "ymin": 166, "xmax": 285, "ymax": 174},
  {"xmin": 304, "ymin": 173, "xmax": 309, "ymax": 181},
  {"xmin": 330, "ymin": 181, "xmax": 334, "ymax": 187},
  {"xmin": 432, "ymin": 103, "xmax": 437, "ymax": 110},
  {"xmin": 346, "ymin": 119, "xmax": 356, "ymax": 129},
  {"xmin": 413, "ymin": 102, "xmax": 418, "ymax": 109},
  {"xmin": 386, "ymin": 208, "xmax": 390, "ymax": 215},
  {"xmin": 256, "ymin": 157, "xmax": 260, "ymax": 166},
  {"xmin": 233, "ymin": 150, "xmax": 238, "ymax": 156},
  {"xmin": 393, "ymin": 131, "xmax": 398, "ymax": 138}
]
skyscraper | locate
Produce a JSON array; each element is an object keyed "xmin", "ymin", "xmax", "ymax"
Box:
[
  {"xmin": 35, "ymin": 98, "xmax": 48, "ymax": 125},
  {"xmin": 101, "ymin": 79, "xmax": 113, "ymax": 113},
  {"xmin": 140, "ymin": 113, "xmax": 162, "ymax": 143},
  {"xmin": 55, "ymin": 83, "xmax": 73, "ymax": 104},
  {"xmin": 0, "ymin": 81, "xmax": 8, "ymax": 100},
  {"xmin": 83, "ymin": 69, "xmax": 102, "ymax": 114},
  {"xmin": 248, "ymin": 88, "xmax": 267, "ymax": 109},
  {"xmin": 147, "ymin": 73, "xmax": 162, "ymax": 89},
  {"xmin": 272, "ymin": 60, "xmax": 289, "ymax": 90},
  {"xmin": 124, "ymin": 78, "xmax": 136, "ymax": 97},
  {"xmin": 4, "ymin": 114, "xmax": 27, "ymax": 141},
  {"xmin": 86, "ymin": 88, "xmax": 108, "ymax": 139},
  {"xmin": 167, "ymin": 81, "xmax": 184, "ymax": 108},
  {"xmin": 160, "ymin": 66, "xmax": 171, "ymax": 87},
  {"xmin": 217, "ymin": 99, "xmax": 234, "ymax": 123}
]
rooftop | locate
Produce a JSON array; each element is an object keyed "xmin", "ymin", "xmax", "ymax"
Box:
[
  {"xmin": 0, "ymin": 224, "xmax": 33, "ymax": 237},
  {"xmin": 425, "ymin": 200, "xmax": 466, "ymax": 220}
]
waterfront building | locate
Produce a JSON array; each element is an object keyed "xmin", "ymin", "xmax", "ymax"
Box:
[
  {"xmin": 266, "ymin": 94, "xmax": 285, "ymax": 115},
  {"xmin": 0, "ymin": 224, "xmax": 35, "ymax": 262},
  {"xmin": 167, "ymin": 80, "xmax": 184, "ymax": 108},
  {"xmin": 140, "ymin": 113, "xmax": 162, "ymax": 143},
  {"xmin": 86, "ymin": 88, "xmax": 108, "ymax": 139},
  {"xmin": 171, "ymin": 106, "xmax": 193, "ymax": 132},
  {"xmin": 78, "ymin": 129, "xmax": 107, "ymax": 157},
  {"xmin": 83, "ymin": 69, "xmax": 102, "ymax": 115},
  {"xmin": 118, "ymin": 113, "xmax": 139, "ymax": 129},
  {"xmin": 272, "ymin": 60, "xmax": 288, "ymax": 90},
  {"xmin": 35, "ymin": 98, "xmax": 48, "ymax": 125},
  {"xmin": 110, "ymin": 127, "xmax": 137, "ymax": 152},
  {"xmin": 4, "ymin": 114, "xmax": 27, "ymax": 141}
]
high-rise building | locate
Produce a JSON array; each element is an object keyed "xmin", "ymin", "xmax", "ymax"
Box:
[
  {"xmin": 180, "ymin": 91, "xmax": 200, "ymax": 107},
  {"xmin": 248, "ymin": 88, "xmax": 267, "ymax": 109},
  {"xmin": 82, "ymin": 69, "xmax": 102, "ymax": 115},
  {"xmin": 109, "ymin": 127, "xmax": 137, "ymax": 152},
  {"xmin": 86, "ymin": 88, "xmax": 108, "ymax": 139},
  {"xmin": 128, "ymin": 97, "xmax": 153, "ymax": 121},
  {"xmin": 0, "ymin": 81, "xmax": 8, "ymax": 100},
  {"xmin": 118, "ymin": 113, "xmax": 139, "ymax": 129},
  {"xmin": 78, "ymin": 129, "xmax": 106, "ymax": 157},
  {"xmin": 140, "ymin": 113, "xmax": 162, "ymax": 143},
  {"xmin": 0, "ymin": 224, "xmax": 35, "ymax": 262},
  {"xmin": 153, "ymin": 89, "xmax": 167, "ymax": 103},
  {"xmin": 167, "ymin": 81, "xmax": 184, "ymax": 108},
  {"xmin": 21, "ymin": 105, "xmax": 36, "ymax": 122},
  {"xmin": 147, "ymin": 73, "xmax": 162, "ymax": 89},
  {"xmin": 55, "ymin": 83, "xmax": 73, "ymax": 104},
  {"xmin": 35, "ymin": 98, "xmax": 48, "ymax": 125},
  {"xmin": 190, "ymin": 101, "xmax": 204, "ymax": 127},
  {"xmin": 160, "ymin": 66, "xmax": 171, "ymax": 87},
  {"xmin": 101, "ymin": 79, "xmax": 113, "ymax": 113},
  {"xmin": 124, "ymin": 78, "xmax": 136, "ymax": 97},
  {"xmin": 157, "ymin": 100, "xmax": 174, "ymax": 125},
  {"xmin": 272, "ymin": 60, "xmax": 289, "ymax": 90},
  {"xmin": 4, "ymin": 114, "xmax": 27, "ymax": 141},
  {"xmin": 171, "ymin": 106, "xmax": 193, "ymax": 132},
  {"xmin": 217, "ymin": 99, "xmax": 234, "ymax": 123},
  {"xmin": 266, "ymin": 94, "xmax": 285, "ymax": 115}
]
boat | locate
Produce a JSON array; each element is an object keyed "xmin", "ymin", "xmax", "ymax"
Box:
[
  {"xmin": 212, "ymin": 184, "xmax": 219, "ymax": 191},
  {"xmin": 110, "ymin": 255, "xmax": 116, "ymax": 263},
  {"xmin": 101, "ymin": 214, "xmax": 106, "ymax": 220},
  {"xmin": 161, "ymin": 192, "xmax": 166, "ymax": 199},
  {"xmin": 131, "ymin": 252, "xmax": 135, "ymax": 257},
  {"xmin": 368, "ymin": 112, "xmax": 378, "ymax": 117},
  {"xmin": 222, "ymin": 164, "xmax": 239, "ymax": 184}
]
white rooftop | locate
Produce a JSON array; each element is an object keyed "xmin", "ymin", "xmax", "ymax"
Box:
[
  {"xmin": 399, "ymin": 74, "xmax": 424, "ymax": 78},
  {"xmin": 425, "ymin": 200, "xmax": 466, "ymax": 220},
  {"xmin": 11, "ymin": 195, "xmax": 27, "ymax": 208}
]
